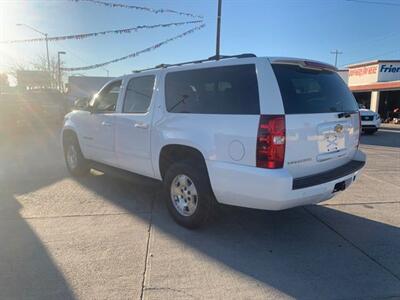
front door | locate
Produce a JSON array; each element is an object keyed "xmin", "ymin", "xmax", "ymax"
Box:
[
  {"xmin": 115, "ymin": 75, "xmax": 156, "ymax": 177},
  {"xmin": 86, "ymin": 80, "xmax": 122, "ymax": 165}
]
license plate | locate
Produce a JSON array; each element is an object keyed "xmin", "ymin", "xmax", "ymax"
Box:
[{"xmin": 319, "ymin": 132, "xmax": 345, "ymax": 153}]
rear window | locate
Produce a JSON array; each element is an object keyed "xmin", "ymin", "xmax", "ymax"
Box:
[
  {"xmin": 272, "ymin": 64, "xmax": 358, "ymax": 114},
  {"xmin": 165, "ymin": 64, "xmax": 260, "ymax": 114}
]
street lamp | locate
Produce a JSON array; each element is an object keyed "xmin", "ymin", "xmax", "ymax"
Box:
[
  {"xmin": 57, "ymin": 51, "xmax": 66, "ymax": 92},
  {"xmin": 16, "ymin": 23, "xmax": 51, "ymax": 73}
]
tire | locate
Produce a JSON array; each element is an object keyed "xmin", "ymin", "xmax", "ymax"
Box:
[
  {"xmin": 364, "ymin": 129, "xmax": 377, "ymax": 135},
  {"xmin": 163, "ymin": 160, "xmax": 215, "ymax": 229},
  {"xmin": 63, "ymin": 135, "xmax": 90, "ymax": 176}
]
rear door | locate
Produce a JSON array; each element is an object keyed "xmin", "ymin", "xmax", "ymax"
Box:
[
  {"xmin": 270, "ymin": 61, "xmax": 360, "ymax": 178},
  {"xmin": 115, "ymin": 75, "xmax": 156, "ymax": 177}
]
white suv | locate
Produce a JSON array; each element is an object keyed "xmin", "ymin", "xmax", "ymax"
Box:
[
  {"xmin": 62, "ymin": 54, "xmax": 366, "ymax": 228},
  {"xmin": 358, "ymin": 104, "xmax": 381, "ymax": 134}
]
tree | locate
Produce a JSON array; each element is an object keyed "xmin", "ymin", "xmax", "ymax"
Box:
[
  {"xmin": 0, "ymin": 73, "xmax": 9, "ymax": 93},
  {"xmin": 32, "ymin": 54, "xmax": 65, "ymax": 89},
  {"xmin": 6, "ymin": 54, "xmax": 65, "ymax": 90}
]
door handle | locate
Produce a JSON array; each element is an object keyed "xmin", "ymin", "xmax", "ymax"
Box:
[
  {"xmin": 101, "ymin": 121, "xmax": 113, "ymax": 127},
  {"xmin": 134, "ymin": 122, "xmax": 149, "ymax": 129}
]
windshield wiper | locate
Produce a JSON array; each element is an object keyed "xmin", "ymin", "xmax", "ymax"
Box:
[{"xmin": 338, "ymin": 110, "xmax": 357, "ymax": 118}]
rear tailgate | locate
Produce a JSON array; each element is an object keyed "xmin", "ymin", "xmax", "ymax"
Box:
[{"xmin": 271, "ymin": 61, "xmax": 360, "ymax": 178}]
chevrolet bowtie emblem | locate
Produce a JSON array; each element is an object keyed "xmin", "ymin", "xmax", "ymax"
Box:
[{"xmin": 334, "ymin": 124, "xmax": 344, "ymax": 133}]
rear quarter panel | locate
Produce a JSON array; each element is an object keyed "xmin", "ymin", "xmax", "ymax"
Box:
[{"xmin": 150, "ymin": 59, "xmax": 271, "ymax": 179}]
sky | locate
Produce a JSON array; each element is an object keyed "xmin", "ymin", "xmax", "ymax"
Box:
[{"xmin": 1, "ymin": 0, "xmax": 400, "ymax": 78}]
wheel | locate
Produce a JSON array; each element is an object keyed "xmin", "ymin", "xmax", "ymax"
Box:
[
  {"xmin": 63, "ymin": 135, "xmax": 90, "ymax": 176},
  {"xmin": 364, "ymin": 129, "xmax": 377, "ymax": 135},
  {"xmin": 163, "ymin": 160, "xmax": 215, "ymax": 229}
]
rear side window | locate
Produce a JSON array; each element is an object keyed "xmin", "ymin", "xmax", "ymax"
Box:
[
  {"xmin": 165, "ymin": 64, "xmax": 260, "ymax": 114},
  {"xmin": 123, "ymin": 75, "xmax": 155, "ymax": 113},
  {"xmin": 272, "ymin": 64, "xmax": 358, "ymax": 114}
]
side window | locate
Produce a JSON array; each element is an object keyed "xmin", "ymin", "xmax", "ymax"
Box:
[
  {"xmin": 91, "ymin": 80, "xmax": 122, "ymax": 113},
  {"xmin": 123, "ymin": 75, "xmax": 155, "ymax": 113},
  {"xmin": 165, "ymin": 64, "xmax": 260, "ymax": 114}
]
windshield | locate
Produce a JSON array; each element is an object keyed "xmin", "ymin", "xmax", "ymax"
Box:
[{"xmin": 272, "ymin": 64, "xmax": 358, "ymax": 114}]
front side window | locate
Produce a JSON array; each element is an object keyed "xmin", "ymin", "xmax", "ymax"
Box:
[
  {"xmin": 165, "ymin": 64, "xmax": 260, "ymax": 114},
  {"xmin": 91, "ymin": 80, "xmax": 122, "ymax": 113},
  {"xmin": 123, "ymin": 75, "xmax": 155, "ymax": 113}
]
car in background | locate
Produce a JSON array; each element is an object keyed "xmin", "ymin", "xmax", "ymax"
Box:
[{"xmin": 358, "ymin": 104, "xmax": 381, "ymax": 134}]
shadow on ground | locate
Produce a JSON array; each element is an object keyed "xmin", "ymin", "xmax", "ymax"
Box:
[
  {"xmin": 0, "ymin": 192, "xmax": 75, "ymax": 299},
  {"xmin": 76, "ymin": 172, "xmax": 400, "ymax": 299},
  {"xmin": 0, "ymin": 130, "xmax": 75, "ymax": 299}
]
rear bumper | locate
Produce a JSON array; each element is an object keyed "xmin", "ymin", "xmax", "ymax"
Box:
[
  {"xmin": 293, "ymin": 160, "xmax": 365, "ymax": 189},
  {"xmin": 207, "ymin": 150, "xmax": 366, "ymax": 210}
]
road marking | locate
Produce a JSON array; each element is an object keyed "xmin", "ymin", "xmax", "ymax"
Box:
[{"xmin": 140, "ymin": 190, "xmax": 156, "ymax": 300}]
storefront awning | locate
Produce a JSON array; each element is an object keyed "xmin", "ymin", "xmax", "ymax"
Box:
[{"xmin": 349, "ymin": 81, "xmax": 400, "ymax": 92}]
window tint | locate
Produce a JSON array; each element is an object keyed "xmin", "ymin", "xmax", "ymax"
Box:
[
  {"xmin": 272, "ymin": 64, "xmax": 358, "ymax": 114},
  {"xmin": 165, "ymin": 64, "xmax": 260, "ymax": 114},
  {"xmin": 123, "ymin": 75, "xmax": 155, "ymax": 113},
  {"xmin": 91, "ymin": 80, "xmax": 122, "ymax": 113}
]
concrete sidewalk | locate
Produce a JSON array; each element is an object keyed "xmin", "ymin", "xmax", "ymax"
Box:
[{"xmin": 0, "ymin": 129, "xmax": 399, "ymax": 299}]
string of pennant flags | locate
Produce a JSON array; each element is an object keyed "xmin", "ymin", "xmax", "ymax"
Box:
[
  {"xmin": 61, "ymin": 23, "xmax": 205, "ymax": 72},
  {"xmin": 0, "ymin": 20, "xmax": 203, "ymax": 44},
  {"xmin": 70, "ymin": 0, "xmax": 203, "ymax": 19},
  {"xmin": 4, "ymin": 0, "xmax": 205, "ymax": 71}
]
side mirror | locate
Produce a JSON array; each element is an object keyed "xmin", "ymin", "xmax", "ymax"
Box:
[{"xmin": 73, "ymin": 97, "xmax": 90, "ymax": 111}]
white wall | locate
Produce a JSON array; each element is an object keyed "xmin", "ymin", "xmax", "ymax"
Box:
[
  {"xmin": 338, "ymin": 70, "xmax": 348, "ymax": 84},
  {"xmin": 378, "ymin": 63, "xmax": 400, "ymax": 82},
  {"xmin": 348, "ymin": 61, "xmax": 400, "ymax": 86},
  {"xmin": 348, "ymin": 64, "xmax": 379, "ymax": 86}
]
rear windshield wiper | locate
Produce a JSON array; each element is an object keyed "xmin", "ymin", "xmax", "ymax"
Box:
[{"xmin": 338, "ymin": 111, "xmax": 357, "ymax": 118}]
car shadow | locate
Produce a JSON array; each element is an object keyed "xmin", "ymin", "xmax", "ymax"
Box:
[
  {"xmin": 76, "ymin": 172, "xmax": 400, "ymax": 299},
  {"xmin": 0, "ymin": 130, "xmax": 75, "ymax": 299},
  {"xmin": 0, "ymin": 192, "xmax": 75, "ymax": 299}
]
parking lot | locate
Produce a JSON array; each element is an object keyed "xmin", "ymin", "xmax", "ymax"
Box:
[{"xmin": 0, "ymin": 127, "xmax": 399, "ymax": 300}]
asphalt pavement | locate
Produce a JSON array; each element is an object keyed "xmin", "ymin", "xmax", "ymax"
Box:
[{"xmin": 0, "ymin": 127, "xmax": 399, "ymax": 299}]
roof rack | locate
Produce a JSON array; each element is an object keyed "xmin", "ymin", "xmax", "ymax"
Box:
[{"xmin": 132, "ymin": 53, "xmax": 256, "ymax": 73}]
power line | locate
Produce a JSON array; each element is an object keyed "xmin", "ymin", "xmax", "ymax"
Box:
[
  {"xmin": 346, "ymin": 0, "xmax": 400, "ymax": 7},
  {"xmin": 340, "ymin": 48, "xmax": 400, "ymax": 67},
  {"xmin": 57, "ymin": 41, "xmax": 110, "ymax": 76}
]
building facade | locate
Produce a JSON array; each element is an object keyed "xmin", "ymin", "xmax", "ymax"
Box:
[{"xmin": 343, "ymin": 60, "xmax": 400, "ymax": 119}]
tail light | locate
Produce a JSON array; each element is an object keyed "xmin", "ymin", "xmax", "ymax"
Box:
[{"xmin": 256, "ymin": 115, "xmax": 285, "ymax": 169}]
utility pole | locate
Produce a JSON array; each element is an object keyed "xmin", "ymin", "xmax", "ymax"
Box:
[
  {"xmin": 331, "ymin": 49, "xmax": 343, "ymax": 67},
  {"xmin": 17, "ymin": 24, "xmax": 51, "ymax": 73},
  {"xmin": 45, "ymin": 34, "xmax": 50, "ymax": 72},
  {"xmin": 57, "ymin": 51, "xmax": 66, "ymax": 92},
  {"xmin": 215, "ymin": 0, "xmax": 222, "ymax": 60}
]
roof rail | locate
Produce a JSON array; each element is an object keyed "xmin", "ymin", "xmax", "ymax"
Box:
[{"xmin": 132, "ymin": 53, "xmax": 256, "ymax": 73}]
